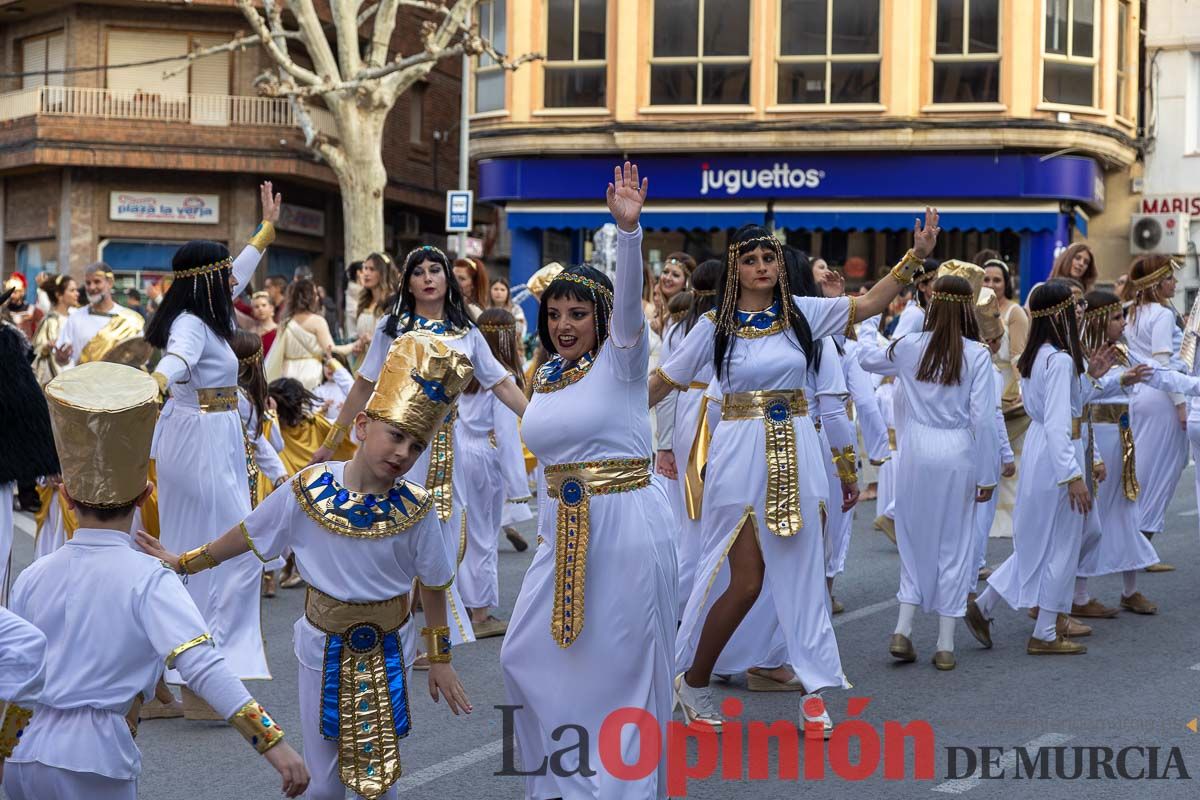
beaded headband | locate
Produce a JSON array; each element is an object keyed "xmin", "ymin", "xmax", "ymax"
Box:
[
  {"xmin": 693, "ymin": 289, "xmax": 716, "ymax": 297},
  {"xmin": 477, "ymin": 321, "xmax": 518, "ymax": 334},
  {"xmin": 238, "ymin": 346, "xmax": 264, "ymax": 367},
  {"xmin": 1084, "ymin": 300, "xmax": 1121, "ymax": 320},
  {"xmin": 552, "ymin": 272, "xmax": 614, "ymax": 302},
  {"xmin": 405, "ymin": 244, "xmax": 448, "ymax": 265},
  {"xmin": 1130, "ymin": 260, "xmax": 1179, "ymax": 291},
  {"xmin": 665, "ymin": 257, "xmax": 695, "ymax": 274},
  {"xmin": 931, "ymin": 291, "xmax": 972, "ymax": 303},
  {"xmin": 174, "ymin": 257, "xmax": 232, "ymax": 279},
  {"xmin": 718, "ymin": 234, "xmax": 790, "ymax": 333},
  {"xmin": 1030, "ymin": 296, "xmax": 1076, "ymax": 319}
]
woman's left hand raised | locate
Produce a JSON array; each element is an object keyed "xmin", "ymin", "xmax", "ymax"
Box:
[
  {"xmin": 606, "ymin": 161, "xmax": 648, "ymax": 234},
  {"xmin": 260, "ymin": 181, "xmax": 283, "ymax": 224}
]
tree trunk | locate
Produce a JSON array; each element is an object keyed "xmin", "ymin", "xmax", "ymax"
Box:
[{"xmin": 331, "ymin": 110, "xmax": 389, "ymax": 266}]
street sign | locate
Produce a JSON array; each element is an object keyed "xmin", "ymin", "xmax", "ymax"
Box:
[{"xmin": 446, "ymin": 189, "xmax": 473, "ymax": 233}]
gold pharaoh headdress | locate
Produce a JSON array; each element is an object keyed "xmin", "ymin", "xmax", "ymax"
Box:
[
  {"xmin": 364, "ymin": 331, "xmax": 474, "ymax": 446},
  {"xmin": 44, "ymin": 362, "xmax": 158, "ymax": 508},
  {"xmin": 975, "ymin": 287, "xmax": 1004, "ymax": 341},
  {"xmin": 527, "ymin": 262, "xmax": 565, "ymax": 300},
  {"xmin": 936, "ymin": 260, "xmax": 986, "ymax": 303}
]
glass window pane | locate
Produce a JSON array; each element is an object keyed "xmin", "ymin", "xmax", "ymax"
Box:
[
  {"xmin": 654, "ymin": 0, "xmax": 698, "ymax": 57},
  {"xmin": 968, "ymin": 0, "xmax": 999, "ymax": 53},
  {"xmin": 936, "ymin": 0, "xmax": 964, "ymax": 55},
  {"xmin": 777, "ymin": 62, "xmax": 826, "ymax": 104},
  {"xmin": 579, "ymin": 0, "xmax": 607, "ymax": 61},
  {"xmin": 1043, "ymin": 60, "xmax": 1094, "ymax": 106},
  {"xmin": 651, "ymin": 64, "xmax": 697, "ymax": 104},
  {"xmin": 492, "ymin": 0, "xmax": 507, "ymax": 55},
  {"xmin": 704, "ymin": 0, "xmax": 749, "ymax": 56},
  {"xmin": 547, "ymin": 0, "xmax": 574, "ymax": 61},
  {"xmin": 475, "ymin": 70, "xmax": 505, "ymax": 113},
  {"xmin": 780, "ymin": 0, "xmax": 827, "ymax": 56},
  {"xmin": 1116, "ymin": 74, "xmax": 1126, "ymax": 115},
  {"xmin": 829, "ymin": 60, "xmax": 880, "ymax": 103},
  {"xmin": 1117, "ymin": 1, "xmax": 1129, "ymax": 66},
  {"xmin": 831, "ymin": 0, "xmax": 879, "ymax": 55},
  {"xmin": 701, "ymin": 62, "xmax": 750, "ymax": 104},
  {"xmin": 933, "ymin": 60, "xmax": 999, "ymax": 103},
  {"xmin": 1045, "ymin": 0, "xmax": 1068, "ymax": 55},
  {"xmin": 1073, "ymin": 0, "xmax": 1095, "ymax": 58},
  {"xmin": 545, "ymin": 66, "xmax": 607, "ymax": 108}
]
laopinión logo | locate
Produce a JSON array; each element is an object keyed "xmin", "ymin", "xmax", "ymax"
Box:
[
  {"xmin": 495, "ymin": 699, "xmax": 1191, "ymax": 796},
  {"xmin": 699, "ymin": 162, "xmax": 825, "ymax": 196}
]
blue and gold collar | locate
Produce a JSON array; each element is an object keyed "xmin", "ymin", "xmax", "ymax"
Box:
[
  {"xmin": 398, "ymin": 312, "xmax": 467, "ymax": 340},
  {"xmin": 704, "ymin": 301, "xmax": 787, "ymax": 339},
  {"xmin": 534, "ymin": 349, "xmax": 597, "ymax": 394},
  {"xmin": 293, "ymin": 464, "xmax": 431, "ymax": 538}
]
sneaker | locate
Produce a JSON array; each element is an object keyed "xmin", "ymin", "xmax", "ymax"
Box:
[
  {"xmin": 674, "ymin": 674, "xmax": 723, "ymax": 731},
  {"xmin": 800, "ymin": 692, "xmax": 832, "ymax": 739}
]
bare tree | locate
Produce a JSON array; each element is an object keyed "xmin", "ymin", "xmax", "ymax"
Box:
[{"xmin": 177, "ymin": 0, "xmax": 537, "ymax": 263}]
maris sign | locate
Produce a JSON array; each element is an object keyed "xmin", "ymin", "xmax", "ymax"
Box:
[{"xmin": 700, "ymin": 162, "xmax": 825, "ymax": 196}]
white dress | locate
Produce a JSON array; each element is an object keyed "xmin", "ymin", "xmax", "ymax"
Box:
[
  {"xmin": 264, "ymin": 318, "xmax": 325, "ymax": 390},
  {"xmin": 859, "ymin": 332, "xmax": 997, "ymax": 616},
  {"xmin": 1125, "ymin": 303, "xmax": 1187, "ymax": 534},
  {"xmin": 500, "ymin": 226, "xmax": 676, "ymax": 800},
  {"xmin": 971, "ymin": 361, "xmax": 1014, "ymax": 570},
  {"xmin": 810, "ymin": 337, "xmax": 855, "ymax": 580},
  {"xmin": 455, "ymin": 389, "xmax": 507, "ymax": 609},
  {"xmin": 152, "ymin": 244, "xmax": 270, "ymax": 681},
  {"xmin": 661, "ymin": 294, "xmax": 854, "ymax": 694},
  {"xmin": 0, "ymin": 604, "xmax": 45, "ymax": 703},
  {"xmin": 497, "ymin": 402, "xmax": 534, "ymax": 527}
]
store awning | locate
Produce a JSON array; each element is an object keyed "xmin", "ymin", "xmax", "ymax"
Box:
[
  {"xmin": 98, "ymin": 240, "xmax": 182, "ymax": 271},
  {"xmin": 506, "ymin": 203, "xmax": 768, "ymax": 231},
  {"xmin": 773, "ymin": 203, "xmax": 1065, "ymax": 233}
]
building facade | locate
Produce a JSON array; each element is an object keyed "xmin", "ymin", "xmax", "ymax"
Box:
[
  {"xmin": 0, "ymin": 0, "xmax": 464, "ymax": 296},
  {"xmin": 1140, "ymin": 0, "xmax": 1200, "ymax": 305},
  {"xmin": 471, "ymin": 0, "xmax": 1142, "ymax": 298}
]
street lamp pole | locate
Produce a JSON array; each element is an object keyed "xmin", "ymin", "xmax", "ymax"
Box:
[{"xmin": 457, "ymin": 51, "xmax": 470, "ymax": 258}]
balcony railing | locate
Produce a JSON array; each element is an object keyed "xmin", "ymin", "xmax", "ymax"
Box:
[{"xmin": 0, "ymin": 85, "xmax": 337, "ymax": 138}]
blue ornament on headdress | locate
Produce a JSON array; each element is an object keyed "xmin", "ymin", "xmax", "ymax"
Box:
[{"xmin": 410, "ymin": 369, "xmax": 450, "ymax": 404}]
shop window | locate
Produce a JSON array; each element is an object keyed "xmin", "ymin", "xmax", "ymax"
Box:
[
  {"xmin": 1116, "ymin": 0, "xmax": 1130, "ymax": 117},
  {"xmin": 20, "ymin": 31, "xmax": 65, "ymax": 90},
  {"xmin": 1042, "ymin": 0, "xmax": 1097, "ymax": 107},
  {"xmin": 544, "ymin": 0, "xmax": 607, "ymax": 108},
  {"xmin": 776, "ymin": 0, "xmax": 881, "ymax": 105},
  {"xmin": 650, "ymin": 0, "xmax": 751, "ymax": 106},
  {"xmin": 475, "ymin": 0, "xmax": 508, "ymax": 113},
  {"xmin": 932, "ymin": 0, "xmax": 1000, "ymax": 103}
]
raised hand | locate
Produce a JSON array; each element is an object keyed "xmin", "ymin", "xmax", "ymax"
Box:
[
  {"xmin": 260, "ymin": 181, "xmax": 283, "ymax": 224},
  {"xmin": 606, "ymin": 161, "xmax": 648, "ymax": 233},
  {"xmin": 912, "ymin": 207, "xmax": 941, "ymax": 259},
  {"xmin": 1087, "ymin": 345, "xmax": 1116, "ymax": 379}
]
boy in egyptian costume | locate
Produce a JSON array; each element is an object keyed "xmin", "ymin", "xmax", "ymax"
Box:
[
  {"xmin": 3, "ymin": 362, "xmax": 307, "ymax": 799},
  {"xmin": 141, "ymin": 331, "xmax": 473, "ymax": 800}
]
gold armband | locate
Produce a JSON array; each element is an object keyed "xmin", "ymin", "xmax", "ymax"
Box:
[
  {"xmin": 248, "ymin": 220, "xmax": 276, "ymax": 252},
  {"xmin": 179, "ymin": 544, "xmax": 218, "ymax": 575},
  {"xmin": 322, "ymin": 422, "xmax": 349, "ymax": 451},
  {"xmin": 0, "ymin": 703, "xmax": 32, "ymax": 759},
  {"xmin": 421, "ymin": 625, "xmax": 452, "ymax": 664},
  {"xmin": 889, "ymin": 250, "xmax": 924, "ymax": 285},
  {"xmin": 832, "ymin": 445, "xmax": 858, "ymax": 484},
  {"xmin": 229, "ymin": 700, "xmax": 284, "ymax": 754}
]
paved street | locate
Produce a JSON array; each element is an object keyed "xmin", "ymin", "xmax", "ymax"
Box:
[{"xmin": 7, "ymin": 472, "xmax": 1200, "ymax": 799}]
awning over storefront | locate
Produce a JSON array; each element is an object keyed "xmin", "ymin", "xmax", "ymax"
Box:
[
  {"xmin": 98, "ymin": 240, "xmax": 182, "ymax": 270},
  {"xmin": 506, "ymin": 203, "xmax": 768, "ymax": 231},
  {"xmin": 773, "ymin": 204, "xmax": 1066, "ymax": 233}
]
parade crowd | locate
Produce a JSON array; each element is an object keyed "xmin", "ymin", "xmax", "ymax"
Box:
[{"xmin": 1, "ymin": 164, "xmax": 1198, "ymax": 799}]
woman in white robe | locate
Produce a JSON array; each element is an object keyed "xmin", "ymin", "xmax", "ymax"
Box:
[
  {"xmin": 264, "ymin": 280, "xmax": 332, "ymax": 391},
  {"xmin": 501, "ymin": 163, "xmax": 677, "ymax": 799}
]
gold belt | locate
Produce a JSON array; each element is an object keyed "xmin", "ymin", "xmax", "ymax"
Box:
[
  {"xmin": 722, "ymin": 389, "xmax": 806, "ymax": 537},
  {"xmin": 304, "ymin": 586, "xmax": 411, "ymax": 635},
  {"xmin": 544, "ymin": 457, "xmax": 651, "ymax": 648},
  {"xmin": 1071, "ymin": 416, "xmax": 1082, "ymax": 440},
  {"xmin": 197, "ymin": 386, "xmax": 238, "ymax": 413},
  {"xmin": 284, "ymin": 354, "xmax": 322, "ymax": 362},
  {"xmin": 887, "ymin": 427, "xmax": 897, "ymax": 451},
  {"xmin": 1086, "ymin": 403, "xmax": 1129, "ymax": 426},
  {"xmin": 424, "ymin": 407, "xmax": 458, "ymax": 521}
]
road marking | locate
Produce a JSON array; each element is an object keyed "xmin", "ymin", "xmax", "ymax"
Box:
[
  {"xmin": 833, "ymin": 597, "xmax": 897, "ymax": 626},
  {"xmin": 1180, "ymin": 509, "xmax": 1199, "ymax": 518},
  {"xmin": 14, "ymin": 512, "xmax": 35, "ymax": 539},
  {"xmin": 391, "ymin": 738, "xmax": 505, "ymax": 791},
  {"xmin": 932, "ymin": 732, "xmax": 1074, "ymax": 794},
  {"xmin": 1189, "ymin": 663, "xmax": 1200, "ymax": 671}
]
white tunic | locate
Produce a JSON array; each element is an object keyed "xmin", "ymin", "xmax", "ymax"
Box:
[
  {"xmin": 455, "ymin": 389, "xmax": 507, "ymax": 608},
  {"xmin": 53, "ymin": 303, "xmax": 143, "ymax": 369},
  {"xmin": 972, "ymin": 362, "xmax": 1014, "ymax": 570},
  {"xmin": 500, "ymin": 226, "xmax": 676, "ymax": 800},
  {"xmin": 0, "ymin": 605, "xmax": 45, "ymax": 704}
]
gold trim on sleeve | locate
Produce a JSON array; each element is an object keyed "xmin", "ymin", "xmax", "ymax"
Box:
[
  {"xmin": 654, "ymin": 366, "xmax": 689, "ymax": 392},
  {"xmin": 165, "ymin": 633, "xmax": 213, "ymax": 669},
  {"xmin": 845, "ymin": 296, "xmax": 858, "ymax": 335},
  {"xmin": 240, "ymin": 522, "xmax": 269, "ymax": 563}
]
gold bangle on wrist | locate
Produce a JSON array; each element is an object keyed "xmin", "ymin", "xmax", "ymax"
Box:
[
  {"xmin": 0, "ymin": 704, "xmax": 32, "ymax": 759},
  {"xmin": 832, "ymin": 446, "xmax": 858, "ymax": 484},
  {"xmin": 889, "ymin": 249, "xmax": 924, "ymax": 285},
  {"xmin": 248, "ymin": 220, "xmax": 276, "ymax": 252},
  {"xmin": 322, "ymin": 422, "xmax": 348, "ymax": 451},
  {"xmin": 229, "ymin": 700, "xmax": 284, "ymax": 754},
  {"xmin": 179, "ymin": 544, "xmax": 218, "ymax": 575},
  {"xmin": 421, "ymin": 625, "xmax": 452, "ymax": 664}
]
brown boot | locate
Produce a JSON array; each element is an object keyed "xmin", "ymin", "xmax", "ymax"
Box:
[
  {"xmin": 261, "ymin": 571, "xmax": 277, "ymax": 598},
  {"xmin": 1027, "ymin": 635, "xmax": 1087, "ymax": 655},
  {"xmin": 1120, "ymin": 592, "xmax": 1158, "ymax": 615},
  {"xmin": 931, "ymin": 651, "xmax": 956, "ymax": 671},
  {"xmin": 1056, "ymin": 614, "xmax": 1091, "ymax": 638},
  {"xmin": 874, "ymin": 515, "xmax": 897, "ymax": 545},
  {"xmin": 1070, "ymin": 598, "xmax": 1119, "ymax": 618},
  {"xmin": 888, "ymin": 633, "xmax": 916, "ymax": 663},
  {"xmin": 965, "ymin": 598, "xmax": 993, "ymax": 649},
  {"xmin": 504, "ymin": 526, "xmax": 529, "ymax": 552},
  {"xmin": 1145, "ymin": 562, "xmax": 1175, "ymax": 573}
]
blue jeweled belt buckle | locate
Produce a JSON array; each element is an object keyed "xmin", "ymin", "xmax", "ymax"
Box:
[
  {"xmin": 346, "ymin": 623, "xmax": 383, "ymax": 653},
  {"xmin": 766, "ymin": 399, "xmax": 791, "ymax": 423},
  {"xmin": 559, "ymin": 476, "xmax": 588, "ymax": 507}
]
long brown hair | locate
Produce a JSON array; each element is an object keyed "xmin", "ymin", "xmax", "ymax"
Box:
[
  {"xmin": 909, "ymin": 275, "xmax": 978, "ymax": 386},
  {"xmin": 357, "ymin": 252, "xmax": 397, "ymax": 318},
  {"xmin": 465, "ymin": 307, "xmax": 525, "ymax": 394},
  {"xmin": 1049, "ymin": 243, "xmax": 1097, "ymax": 292},
  {"xmin": 232, "ymin": 329, "xmax": 269, "ymax": 437},
  {"xmin": 284, "ymin": 278, "xmax": 321, "ymax": 318},
  {"xmin": 454, "ymin": 257, "xmax": 490, "ymax": 308}
]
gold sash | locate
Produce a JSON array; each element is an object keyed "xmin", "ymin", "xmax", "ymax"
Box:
[
  {"xmin": 544, "ymin": 458, "xmax": 651, "ymax": 648},
  {"xmin": 722, "ymin": 389, "xmax": 808, "ymax": 537},
  {"xmin": 78, "ymin": 312, "xmax": 144, "ymax": 365},
  {"xmin": 424, "ymin": 407, "xmax": 458, "ymax": 521},
  {"xmin": 683, "ymin": 383, "xmax": 712, "ymax": 520},
  {"xmin": 1085, "ymin": 403, "xmax": 1138, "ymax": 501}
]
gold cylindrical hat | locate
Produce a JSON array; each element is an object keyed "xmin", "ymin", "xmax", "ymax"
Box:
[
  {"xmin": 364, "ymin": 331, "xmax": 474, "ymax": 446},
  {"xmin": 526, "ymin": 262, "xmax": 565, "ymax": 300},
  {"xmin": 936, "ymin": 260, "xmax": 986, "ymax": 303},
  {"xmin": 44, "ymin": 362, "xmax": 158, "ymax": 507},
  {"xmin": 975, "ymin": 287, "xmax": 1005, "ymax": 341}
]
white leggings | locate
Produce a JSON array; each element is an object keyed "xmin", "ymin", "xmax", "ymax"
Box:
[{"xmin": 4, "ymin": 761, "xmax": 135, "ymax": 799}]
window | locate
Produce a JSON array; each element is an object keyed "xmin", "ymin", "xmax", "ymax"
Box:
[
  {"xmin": 20, "ymin": 31, "xmax": 65, "ymax": 90},
  {"xmin": 1116, "ymin": 0, "xmax": 1130, "ymax": 117},
  {"xmin": 409, "ymin": 85, "xmax": 425, "ymax": 144},
  {"xmin": 545, "ymin": 0, "xmax": 607, "ymax": 108},
  {"xmin": 776, "ymin": 0, "xmax": 881, "ymax": 105},
  {"xmin": 1043, "ymin": 0, "xmax": 1097, "ymax": 107},
  {"xmin": 105, "ymin": 30, "xmax": 231, "ymax": 96},
  {"xmin": 475, "ymin": 0, "xmax": 507, "ymax": 113},
  {"xmin": 649, "ymin": 0, "xmax": 751, "ymax": 106},
  {"xmin": 932, "ymin": 0, "xmax": 1000, "ymax": 103}
]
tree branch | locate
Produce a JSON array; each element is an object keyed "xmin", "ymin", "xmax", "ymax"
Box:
[
  {"xmin": 330, "ymin": 0, "xmax": 363, "ymax": 81},
  {"xmin": 366, "ymin": 0, "xmax": 401, "ymax": 68},
  {"xmin": 234, "ymin": 0, "xmax": 322, "ymax": 86},
  {"xmin": 160, "ymin": 31, "xmax": 303, "ymax": 81},
  {"xmin": 283, "ymin": 0, "xmax": 344, "ymax": 83}
]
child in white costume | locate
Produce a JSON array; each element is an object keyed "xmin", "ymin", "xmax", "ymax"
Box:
[{"xmin": 6, "ymin": 362, "xmax": 307, "ymax": 800}]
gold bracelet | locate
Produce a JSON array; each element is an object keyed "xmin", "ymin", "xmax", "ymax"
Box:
[
  {"xmin": 228, "ymin": 700, "xmax": 285, "ymax": 754},
  {"xmin": 888, "ymin": 249, "xmax": 924, "ymax": 285},
  {"xmin": 421, "ymin": 625, "xmax": 452, "ymax": 664},
  {"xmin": 179, "ymin": 544, "xmax": 218, "ymax": 575},
  {"xmin": 248, "ymin": 220, "xmax": 276, "ymax": 252},
  {"xmin": 832, "ymin": 446, "xmax": 858, "ymax": 484},
  {"xmin": 322, "ymin": 422, "xmax": 348, "ymax": 451},
  {"xmin": 0, "ymin": 704, "xmax": 32, "ymax": 759}
]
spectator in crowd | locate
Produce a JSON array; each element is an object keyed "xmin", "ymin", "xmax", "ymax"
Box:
[
  {"xmin": 453, "ymin": 257, "xmax": 489, "ymax": 320},
  {"xmin": 145, "ymin": 279, "xmax": 164, "ymax": 315},
  {"xmin": 343, "ymin": 259, "xmax": 362, "ymax": 339},
  {"xmin": 125, "ymin": 288, "xmax": 147, "ymax": 319},
  {"xmin": 1048, "ymin": 242, "xmax": 1098, "ymax": 293},
  {"xmin": 4, "ymin": 273, "xmax": 44, "ymax": 342},
  {"xmin": 335, "ymin": 252, "xmax": 394, "ymax": 368},
  {"xmin": 31, "ymin": 274, "xmax": 78, "ymax": 385},
  {"xmin": 264, "ymin": 278, "xmax": 333, "ymax": 391},
  {"xmin": 250, "ymin": 290, "xmax": 279, "ymax": 354},
  {"xmin": 264, "ymin": 275, "xmax": 287, "ymax": 322},
  {"xmin": 488, "ymin": 275, "xmax": 528, "ymax": 339}
]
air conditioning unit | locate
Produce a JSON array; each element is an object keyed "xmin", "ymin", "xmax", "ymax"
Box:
[{"xmin": 1130, "ymin": 213, "xmax": 1190, "ymax": 255}]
